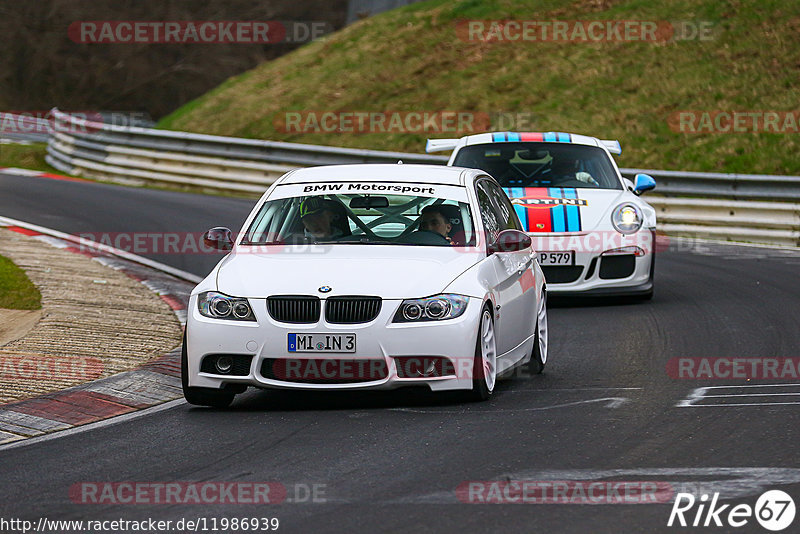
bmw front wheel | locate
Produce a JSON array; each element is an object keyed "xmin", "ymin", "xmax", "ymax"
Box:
[
  {"xmin": 527, "ymin": 290, "xmax": 548, "ymax": 375},
  {"xmin": 181, "ymin": 332, "xmax": 235, "ymax": 408},
  {"xmin": 469, "ymin": 307, "xmax": 497, "ymax": 401}
]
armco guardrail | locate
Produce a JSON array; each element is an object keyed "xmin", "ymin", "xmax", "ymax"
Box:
[
  {"xmin": 613, "ymin": 169, "xmax": 800, "ymax": 247},
  {"xmin": 617, "ymin": 168, "xmax": 800, "ymax": 201},
  {"xmin": 0, "ymin": 114, "xmax": 51, "ymax": 143},
  {"xmin": 44, "ymin": 108, "xmax": 800, "ymax": 246},
  {"xmin": 46, "ymin": 109, "xmax": 446, "ymax": 194},
  {"xmin": 2, "ymin": 112, "xmax": 154, "ymax": 144},
  {"xmin": 612, "ymin": 169, "xmax": 800, "ymax": 246},
  {"xmin": 641, "ymin": 196, "xmax": 799, "ymax": 247}
]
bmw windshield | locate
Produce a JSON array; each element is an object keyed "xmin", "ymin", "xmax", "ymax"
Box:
[
  {"xmin": 242, "ymin": 185, "xmax": 476, "ymax": 247},
  {"xmin": 453, "ymin": 142, "xmax": 622, "ymax": 189}
]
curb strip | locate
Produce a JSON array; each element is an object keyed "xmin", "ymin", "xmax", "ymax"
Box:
[{"xmin": 0, "ymin": 217, "xmax": 199, "ymax": 444}]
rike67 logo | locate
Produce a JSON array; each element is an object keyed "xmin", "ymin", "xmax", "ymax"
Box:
[{"xmin": 668, "ymin": 490, "xmax": 795, "ymax": 531}]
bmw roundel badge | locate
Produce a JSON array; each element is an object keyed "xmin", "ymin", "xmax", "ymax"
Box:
[{"xmin": 318, "ymin": 286, "xmax": 332, "ymax": 293}]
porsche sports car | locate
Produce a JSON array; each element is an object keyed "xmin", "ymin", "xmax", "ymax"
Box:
[
  {"xmin": 427, "ymin": 132, "xmax": 657, "ymax": 298},
  {"xmin": 183, "ymin": 164, "xmax": 548, "ymax": 407}
]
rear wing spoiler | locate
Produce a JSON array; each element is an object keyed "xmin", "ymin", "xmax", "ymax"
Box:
[
  {"xmin": 427, "ymin": 136, "xmax": 621, "ymax": 154},
  {"xmin": 426, "ymin": 138, "xmax": 459, "ymax": 153},
  {"xmin": 601, "ymin": 140, "xmax": 622, "ymax": 155}
]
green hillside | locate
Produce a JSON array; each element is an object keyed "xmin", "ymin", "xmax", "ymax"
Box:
[{"xmin": 159, "ymin": 0, "xmax": 800, "ymax": 175}]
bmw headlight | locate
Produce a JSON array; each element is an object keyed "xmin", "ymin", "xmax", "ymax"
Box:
[
  {"xmin": 198, "ymin": 291, "xmax": 255, "ymax": 321},
  {"xmin": 393, "ymin": 294, "xmax": 469, "ymax": 323},
  {"xmin": 611, "ymin": 203, "xmax": 643, "ymax": 234}
]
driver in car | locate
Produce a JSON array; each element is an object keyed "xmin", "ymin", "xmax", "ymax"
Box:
[
  {"xmin": 419, "ymin": 205, "xmax": 453, "ymax": 244},
  {"xmin": 300, "ymin": 197, "xmax": 345, "ymax": 240},
  {"xmin": 549, "ymin": 158, "xmax": 598, "ymax": 186}
]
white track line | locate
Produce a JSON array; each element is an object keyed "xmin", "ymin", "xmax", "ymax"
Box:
[
  {"xmin": 703, "ymin": 393, "xmax": 800, "ymax": 397},
  {"xmin": 0, "ymin": 215, "xmax": 201, "ymax": 283},
  {"xmin": 390, "ymin": 397, "xmax": 629, "ymax": 413},
  {"xmin": 677, "ymin": 383, "xmax": 800, "ymax": 407},
  {"xmin": 700, "ymin": 383, "xmax": 800, "ymax": 388},
  {"xmin": 0, "ymin": 399, "xmax": 186, "ymax": 452},
  {"xmin": 683, "ymin": 402, "xmax": 800, "ymax": 407}
]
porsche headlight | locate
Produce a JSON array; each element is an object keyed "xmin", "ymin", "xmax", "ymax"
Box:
[
  {"xmin": 198, "ymin": 291, "xmax": 255, "ymax": 321},
  {"xmin": 611, "ymin": 204, "xmax": 643, "ymax": 234},
  {"xmin": 393, "ymin": 294, "xmax": 469, "ymax": 323}
]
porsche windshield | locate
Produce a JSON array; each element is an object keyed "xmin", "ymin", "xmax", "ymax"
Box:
[
  {"xmin": 242, "ymin": 192, "xmax": 476, "ymax": 246},
  {"xmin": 452, "ymin": 142, "xmax": 622, "ymax": 189}
]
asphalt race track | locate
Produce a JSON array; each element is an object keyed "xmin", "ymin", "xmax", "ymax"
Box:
[
  {"xmin": 2, "ymin": 171, "xmax": 799, "ymax": 533},
  {"xmin": 0, "ymin": 171, "xmax": 252, "ymax": 276}
]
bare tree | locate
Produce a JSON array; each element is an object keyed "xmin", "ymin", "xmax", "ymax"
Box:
[{"xmin": 0, "ymin": 0, "xmax": 347, "ymax": 118}]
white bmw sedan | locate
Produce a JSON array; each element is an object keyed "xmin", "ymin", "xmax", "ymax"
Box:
[{"xmin": 183, "ymin": 164, "xmax": 548, "ymax": 407}]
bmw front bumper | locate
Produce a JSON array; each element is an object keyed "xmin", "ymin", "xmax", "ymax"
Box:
[{"xmin": 185, "ymin": 295, "xmax": 484, "ymax": 392}]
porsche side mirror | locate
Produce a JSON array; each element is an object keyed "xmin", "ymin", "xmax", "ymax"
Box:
[
  {"xmin": 203, "ymin": 227, "xmax": 233, "ymax": 251},
  {"xmin": 488, "ymin": 229, "xmax": 532, "ymax": 254},
  {"xmin": 633, "ymin": 173, "xmax": 656, "ymax": 195}
]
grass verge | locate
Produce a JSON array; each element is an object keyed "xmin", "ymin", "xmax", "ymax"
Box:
[
  {"xmin": 0, "ymin": 142, "xmax": 58, "ymax": 174},
  {"xmin": 0, "ymin": 253, "xmax": 42, "ymax": 310}
]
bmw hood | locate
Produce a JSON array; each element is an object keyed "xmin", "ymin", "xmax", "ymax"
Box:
[
  {"xmin": 215, "ymin": 246, "xmax": 483, "ymax": 300},
  {"xmin": 504, "ymin": 187, "xmax": 629, "ymax": 233}
]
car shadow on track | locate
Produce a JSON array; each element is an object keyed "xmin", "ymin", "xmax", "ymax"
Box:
[
  {"xmin": 185, "ymin": 378, "xmax": 533, "ymax": 413},
  {"xmin": 548, "ymin": 295, "xmax": 652, "ymax": 308}
]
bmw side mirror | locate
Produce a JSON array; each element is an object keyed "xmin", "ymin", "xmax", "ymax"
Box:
[
  {"xmin": 488, "ymin": 229, "xmax": 532, "ymax": 254},
  {"xmin": 633, "ymin": 173, "xmax": 656, "ymax": 195},
  {"xmin": 203, "ymin": 227, "xmax": 233, "ymax": 251}
]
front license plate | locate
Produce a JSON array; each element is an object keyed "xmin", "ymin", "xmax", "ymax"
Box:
[
  {"xmin": 538, "ymin": 251, "xmax": 575, "ymax": 266},
  {"xmin": 288, "ymin": 333, "xmax": 356, "ymax": 353}
]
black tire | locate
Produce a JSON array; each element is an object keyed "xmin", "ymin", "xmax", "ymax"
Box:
[
  {"xmin": 181, "ymin": 332, "xmax": 235, "ymax": 408},
  {"xmin": 639, "ymin": 250, "xmax": 656, "ymax": 301},
  {"xmin": 526, "ymin": 290, "xmax": 547, "ymax": 375},
  {"xmin": 527, "ymin": 319, "xmax": 546, "ymax": 375},
  {"xmin": 467, "ymin": 307, "xmax": 495, "ymax": 402}
]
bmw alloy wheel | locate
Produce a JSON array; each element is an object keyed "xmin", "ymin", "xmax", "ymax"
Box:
[{"xmin": 480, "ymin": 308, "xmax": 497, "ymax": 392}]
